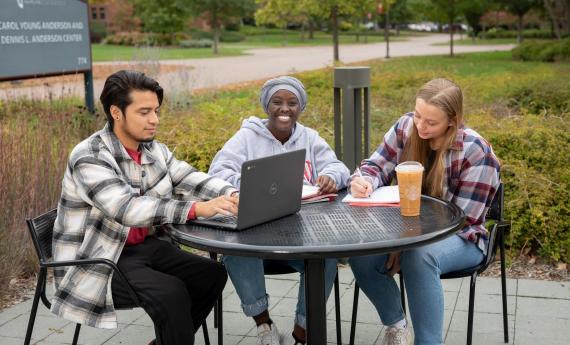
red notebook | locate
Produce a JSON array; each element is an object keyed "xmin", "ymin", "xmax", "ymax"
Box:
[{"xmin": 302, "ymin": 185, "xmax": 337, "ymax": 204}]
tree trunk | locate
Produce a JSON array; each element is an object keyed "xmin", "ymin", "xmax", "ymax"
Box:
[
  {"xmin": 544, "ymin": 0, "xmax": 562, "ymax": 39},
  {"xmin": 332, "ymin": 6, "xmax": 339, "ymax": 62},
  {"xmin": 309, "ymin": 19, "xmax": 315, "ymax": 40},
  {"xmin": 212, "ymin": 12, "xmax": 219, "ymax": 54},
  {"xmin": 450, "ymin": 19, "xmax": 454, "ymax": 57},
  {"xmin": 517, "ymin": 14, "xmax": 524, "ymax": 43},
  {"xmin": 565, "ymin": 0, "xmax": 570, "ymax": 34},
  {"xmin": 385, "ymin": 11, "xmax": 390, "ymax": 58}
]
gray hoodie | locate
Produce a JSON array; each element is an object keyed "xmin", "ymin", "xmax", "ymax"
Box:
[{"xmin": 209, "ymin": 116, "xmax": 350, "ymax": 189}]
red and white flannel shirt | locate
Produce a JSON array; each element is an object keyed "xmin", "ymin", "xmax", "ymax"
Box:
[{"xmin": 351, "ymin": 113, "xmax": 501, "ymax": 253}]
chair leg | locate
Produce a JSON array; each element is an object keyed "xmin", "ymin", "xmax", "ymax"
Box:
[
  {"xmin": 349, "ymin": 282, "xmax": 360, "ymax": 345},
  {"xmin": 500, "ymin": 230, "xmax": 509, "ymax": 343},
  {"xmin": 24, "ymin": 268, "xmax": 46, "ymax": 345},
  {"xmin": 466, "ymin": 273, "xmax": 478, "ymax": 345},
  {"xmin": 202, "ymin": 321, "xmax": 211, "ymax": 345},
  {"xmin": 334, "ymin": 272, "xmax": 342, "ymax": 345},
  {"xmin": 209, "ymin": 252, "xmax": 219, "ymax": 329},
  {"xmin": 72, "ymin": 323, "xmax": 81, "ymax": 345},
  {"xmin": 399, "ymin": 273, "xmax": 407, "ymax": 315},
  {"xmin": 217, "ymin": 294, "xmax": 223, "ymax": 345}
]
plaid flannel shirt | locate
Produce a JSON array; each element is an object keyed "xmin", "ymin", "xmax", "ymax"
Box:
[
  {"xmin": 352, "ymin": 113, "xmax": 500, "ymax": 253},
  {"xmin": 51, "ymin": 124, "xmax": 236, "ymax": 328}
]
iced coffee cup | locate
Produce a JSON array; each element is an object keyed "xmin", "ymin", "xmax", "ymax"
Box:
[{"xmin": 395, "ymin": 161, "xmax": 424, "ymax": 216}]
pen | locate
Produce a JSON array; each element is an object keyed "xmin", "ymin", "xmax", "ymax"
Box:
[{"xmin": 355, "ymin": 167, "xmax": 370, "ymax": 197}]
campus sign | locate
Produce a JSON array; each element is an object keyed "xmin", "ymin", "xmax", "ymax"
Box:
[{"xmin": 0, "ymin": 0, "xmax": 91, "ymax": 81}]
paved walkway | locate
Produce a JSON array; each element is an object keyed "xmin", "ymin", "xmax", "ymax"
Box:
[
  {"xmin": 1, "ymin": 266, "xmax": 568, "ymax": 345},
  {"xmin": 0, "ymin": 34, "xmax": 515, "ymax": 100}
]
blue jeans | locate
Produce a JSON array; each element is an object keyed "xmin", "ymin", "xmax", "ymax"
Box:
[
  {"xmin": 349, "ymin": 235, "xmax": 484, "ymax": 345},
  {"xmin": 222, "ymin": 255, "xmax": 338, "ymax": 329}
]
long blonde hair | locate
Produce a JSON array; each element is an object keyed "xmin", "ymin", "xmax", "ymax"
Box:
[{"xmin": 401, "ymin": 78, "xmax": 463, "ymax": 198}]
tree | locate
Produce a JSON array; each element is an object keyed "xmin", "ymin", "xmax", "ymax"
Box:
[
  {"xmin": 188, "ymin": 0, "xmax": 256, "ymax": 54},
  {"xmin": 460, "ymin": 0, "xmax": 492, "ymax": 41},
  {"xmin": 255, "ymin": 0, "xmax": 317, "ymax": 44},
  {"xmin": 389, "ymin": 0, "xmax": 414, "ymax": 36},
  {"xmin": 430, "ymin": 0, "xmax": 461, "ymax": 57},
  {"xmin": 379, "ymin": 0, "xmax": 398, "ymax": 58},
  {"xmin": 543, "ymin": 0, "xmax": 570, "ymax": 39},
  {"xmin": 500, "ymin": 0, "xmax": 540, "ymax": 43},
  {"xmin": 133, "ymin": 0, "xmax": 189, "ymax": 36},
  {"xmin": 310, "ymin": 0, "xmax": 375, "ymax": 61}
]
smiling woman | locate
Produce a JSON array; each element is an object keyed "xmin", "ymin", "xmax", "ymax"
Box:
[{"xmin": 207, "ymin": 75, "xmax": 350, "ymax": 345}]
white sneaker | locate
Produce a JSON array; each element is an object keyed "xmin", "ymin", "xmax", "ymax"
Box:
[
  {"xmin": 380, "ymin": 325, "xmax": 413, "ymax": 345},
  {"xmin": 256, "ymin": 322, "xmax": 281, "ymax": 345}
]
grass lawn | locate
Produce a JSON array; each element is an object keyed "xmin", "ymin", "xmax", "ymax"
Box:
[
  {"xmin": 433, "ymin": 37, "xmax": 517, "ymax": 46},
  {"xmin": 91, "ymin": 44, "xmax": 246, "ymax": 62},
  {"xmin": 91, "ymin": 31, "xmax": 412, "ymax": 62},
  {"xmin": 232, "ymin": 30, "xmax": 408, "ymax": 48}
]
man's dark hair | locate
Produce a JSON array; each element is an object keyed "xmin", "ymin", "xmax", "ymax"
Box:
[{"xmin": 99, "ymin": 70, "xmax": 164, "ymax": 129}]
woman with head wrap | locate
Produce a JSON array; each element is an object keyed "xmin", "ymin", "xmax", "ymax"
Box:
[{"xmin": 209, "ymin": 76, "xmax": 349, "ymax": 345}]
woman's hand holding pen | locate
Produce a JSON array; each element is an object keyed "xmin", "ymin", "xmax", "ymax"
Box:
[{"xmin": 350, "ymin": 168, "xmax": 373, "ymax": 198}]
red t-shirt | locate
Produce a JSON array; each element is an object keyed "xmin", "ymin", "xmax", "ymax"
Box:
[{"xmin": 124, "ymin": 147, "xmax": 196, "ymax": 246}]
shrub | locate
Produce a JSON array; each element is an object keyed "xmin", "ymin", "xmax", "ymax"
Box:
[
  {"xmin": 102, "ymin": 32, "xmax": 191, "ymax": 46},
  {"xmin": 89, "ymin": 21, "xmax": 108, "ymax": 43},
  {"xmin": 507, "ymin": 79, "xmax": 570, "ymax": 115},
  {"xmin": 224, "ymin": 21, "xmax": 241, "ymax": 32},
  {"xmin": 512, "ymin": 38, "xmax": 570, "ymax": 62},
  {"xmin": 339, "ymin": 21, "xmax": 353, "ymax": 32},
  {"xmin": 188, "ymin": 30, "xmax": 245, "ymax": 43},
  {"xmin": 239, "ymin": 26, "xmax": 291, "ymax": 36},
  {"xmin": 484, "ymin": 28, "xmax": 559, "ymax": 39},
  {"xmin": 179, "ymin": 39, "xmax": 213, "ymax": 48},
  {"xmin": 0, "ymin": 100, "xmax": 102, "ymax": 300},
  {"xmin": 157, "ymin": 52, "xmax": 570, "ymax": 263}
]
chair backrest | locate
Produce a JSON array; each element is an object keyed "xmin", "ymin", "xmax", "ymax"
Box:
[
  {"xmin": 486, "ymin": 183, "xmax": 504, "ymax": 222},
  {"xmin": 480, "ymin": 182, "xmax": 506, "ymax": 270},
  {"xmin": 26, "ymin": 209, "xmax": 57, "ymax": 264}
]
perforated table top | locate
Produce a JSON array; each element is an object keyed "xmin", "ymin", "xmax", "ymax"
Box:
[{"xmin": 167, "ymin": 192, "xmax": 465, "ymax": 259}]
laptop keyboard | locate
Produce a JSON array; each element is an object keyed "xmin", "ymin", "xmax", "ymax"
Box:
[{"xmin": 209, "ymin": 215, "xmax": 237, "ymax": 224}]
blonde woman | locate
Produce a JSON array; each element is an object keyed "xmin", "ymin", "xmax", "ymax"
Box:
[{"xmin": 348, "ymin": 78, "xmax": 500, "ymax": 345}]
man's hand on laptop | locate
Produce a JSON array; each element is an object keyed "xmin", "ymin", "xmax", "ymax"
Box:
[
  {"xmin": 316, "ymin": 175, "xmax": 337, "ymax": 194},
  {"xmin": 195, "ymin": 195, "xmax": 239, "ymax": 218}
]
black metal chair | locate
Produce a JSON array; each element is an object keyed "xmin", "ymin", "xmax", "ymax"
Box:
[
  {"xmin": 209, "ymin": 254, "xmax": 343, "ymax": 345},
  {"xmin": 349, "ymin": 183, "xmax": 510, "ymax": 345},
  {"xmin": 24, "ymin": 209, "xmax": 211, "ymax": 345}
]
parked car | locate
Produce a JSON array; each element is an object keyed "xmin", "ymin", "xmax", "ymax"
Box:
[
  {"xmin": 408, "ymin": 22, "xmax": 439, "ymax": 32},
  {"xmin": 442, "ymin": 23, "xmax": 468, "ymax": 32}
]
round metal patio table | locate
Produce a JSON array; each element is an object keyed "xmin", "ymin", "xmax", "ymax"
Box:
[{"xmin": 166, "ymin": 192, "xmax": 465, "ymax": 345}]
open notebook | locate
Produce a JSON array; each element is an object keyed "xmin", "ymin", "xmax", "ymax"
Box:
[
  {"xmin": 302, "ymin": 185, "xmax": 337, "ymax": 204},
  {"xmin": 342, "ymin": 185, "xmax": 400, "ymax": 206}
]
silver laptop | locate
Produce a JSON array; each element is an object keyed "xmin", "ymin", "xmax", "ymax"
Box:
[{"xmin": 190, "ymin": 149, "xmax": 306, "ymax": 230}]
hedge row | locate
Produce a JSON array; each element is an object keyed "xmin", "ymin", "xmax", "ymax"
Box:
[
  {"xmin": 483, "ymin": 28, "xmax": 563, "ymax": 39},
  {"xmin": 102, "ymin": 30, "xmax": 244, "ymax": 47},
  {"xmin": 512, "ymin": 38, "xmax": 570, "ymax": 62}
]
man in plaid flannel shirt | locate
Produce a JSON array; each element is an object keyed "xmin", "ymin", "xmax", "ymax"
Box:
[{"xmin": 51, "ymin": 70, "xmax": 239, "ymax": 345}]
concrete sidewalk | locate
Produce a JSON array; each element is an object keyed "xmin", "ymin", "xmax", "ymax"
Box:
[
  {"xmin": 0, "ymin": 34, "xmax": 515, "ymax": 101},
  {"xmin": 1, "ymin": 266, "xmax": 568, "ymax": 345}
]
